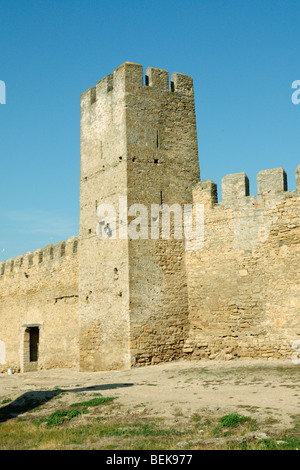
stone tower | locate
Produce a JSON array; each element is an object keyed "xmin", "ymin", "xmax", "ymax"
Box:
[{"xmin": 79, "ymin": 62, "xmax": 200, "ymax": 371}]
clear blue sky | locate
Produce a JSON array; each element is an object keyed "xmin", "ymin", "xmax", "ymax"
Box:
[{"xmin": 0, "ymin": 0, "xmax": 300, "ymax": 260}]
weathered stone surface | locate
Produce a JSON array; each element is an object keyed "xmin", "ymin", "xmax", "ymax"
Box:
[
  {"xmin": 0, "ymin": 237, "xmax": 79, "ymax": 372},
  {"xmin": 185, "ymin": 173, "xmax": 300, "ymax": 361},
  {"xmin": 0, "ymin": 62, "xmax": 299, "ymax": 373},
  {"xmin": 79, "ymin": 61, "xmax": 199, "ymax": 371}
]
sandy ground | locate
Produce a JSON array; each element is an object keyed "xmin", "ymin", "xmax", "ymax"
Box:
[{"xmin": 0, "ymin": 359, "xmax": 299, "ymax": 432}]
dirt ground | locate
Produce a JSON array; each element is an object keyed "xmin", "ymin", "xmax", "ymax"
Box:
[{"xmin": 0, "ymin": 358, "xmax": 299, "ymax": 434}]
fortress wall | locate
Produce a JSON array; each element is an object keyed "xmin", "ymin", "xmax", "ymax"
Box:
[
  {"xmin": 3, "ymin": 61, "xmax": 299, "ymax": 374},
  {"xmin": 185, "ymin": 166, "xmax": 300, "ymax": 360},
  {"xmin": 0, "ymin": 237, "xmax": 79, "ymax": 372}
]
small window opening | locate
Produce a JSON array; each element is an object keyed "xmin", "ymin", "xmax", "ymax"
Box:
[
  {"xmin": 154, "ymin": 158, "xmax": 159, "ymax": 164},
  {"xmin": 170, "ymin": 81, "xmax": 175, "ymax": 92},
  {"xmin": 156, "ymin": 130, "xmax": 159, "ymax": 148},
  {"xmin": 160, "ymin": 191, "xmax": 163, "ymax": 207},
  {"xmin": 145, "ymin": 75, "xmax": 149, "ymax": 86}
]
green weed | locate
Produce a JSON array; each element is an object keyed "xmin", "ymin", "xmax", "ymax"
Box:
[
  {"xmin": 69, "ymin": 396, "xmax": 116, "ymax": 407},
  {"xmin": 218, "ymin": 413, "xmax": 250, "ymax": 428},
  {"xmin": 1, "ymin": 399, "xmax": 12, "ymax": 405},
  {"xmin": 34, "ymin": 408, "xmax": 88, "ymax": 427}
]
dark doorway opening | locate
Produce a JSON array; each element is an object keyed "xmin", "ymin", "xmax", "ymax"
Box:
[{"xmin": 29, "ymin": 327, "xmax": 39, "ymax": 362}]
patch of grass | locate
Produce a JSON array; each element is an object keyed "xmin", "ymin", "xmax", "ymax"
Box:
[
  {"xmin": 1, "ymin": 399, "xmax": 12, "ymax": 405},
  {"xmin": 218, "ymin": 413, "xmax": 250, "ymax": 428},
  {"xmin": 1, "ymin": 412, "xmax": 299, "ymax": 450},
  {"xmin": 212, "ymin": 413, "xmax": 256, "ymax": 438},
  {"xmin": 32, "ymin": 395, "xmax": 117, "ymax": 428},
  {"xmin": 105, "ymin": 422, "xmax": 182, "ymax": 438},
  {"xmin": 69, "ymin": 396, "xmax": 116, "ymax": 407},
  {"xmin": 34, "ymin": 408, "xmax": 88, "ymax": 427},
  {"xmin": 190, "ymin": 414, "xmax": 211, "ymax": 428},
  {"xmin": 233, "ymin": 437, "xmax": 300, "ymax": 451}
]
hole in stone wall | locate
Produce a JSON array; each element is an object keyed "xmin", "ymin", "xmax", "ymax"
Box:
[{"xmin": 86, "ymin": 291, "xmax": 92, "ymax": 303}]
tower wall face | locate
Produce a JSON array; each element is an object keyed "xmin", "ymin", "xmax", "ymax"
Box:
[
  {"xmin": 125, "ymin": 64, "xmax": 200, "ymax": 366},
  {"xmin": 79, "ymin": 62, "xmax": 200, "ymax": 370},
  {"xmin": 79, "ymin": 64, "xmax": 130, "ymax": 371}
]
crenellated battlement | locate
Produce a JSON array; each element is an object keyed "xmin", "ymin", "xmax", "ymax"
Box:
[
  {"xmin": 0, "ymin": 236, "xmax": 78, "ymax": 279},
  {"xmin": 80, "ymin": 62, "xmax": 194, "ymax": 110},
  {"xmin": 194, "ymin": 165, "xmax": 300, "ymax": 207},
  {"xmin": 187, "ymin": 164, "xmax": 300, "ymax": 363}
]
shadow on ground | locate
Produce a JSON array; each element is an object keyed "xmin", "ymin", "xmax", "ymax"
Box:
[{"xmin": 0, "ymin": 383, "xmax": 133, "ymax": 423}]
